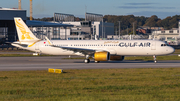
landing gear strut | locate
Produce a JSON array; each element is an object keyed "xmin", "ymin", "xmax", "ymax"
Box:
[
  {"xmin": 153, "ymin": 55, "xmax": 157, "ymax": 63},
  {"xmin": 84, "ymin": 55, "xmax": 90, "ymax": 63}
]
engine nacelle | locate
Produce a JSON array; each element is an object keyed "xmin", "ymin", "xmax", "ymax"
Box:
[
  {"xmin": 94, "ymin": 52, "xmax": 110, "ymax": 61},
  {"xmin": 110, "ymin": 55, "xmax": 125, "ymax": 61}
]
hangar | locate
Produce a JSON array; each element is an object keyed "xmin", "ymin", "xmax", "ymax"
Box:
[
  {"xmin": 0, "ymin": 8, "xmax": 73, "ymax": 44},
  {"xmin": 0, "ymin": 8, "xmax": 26, "ymax": 43}
]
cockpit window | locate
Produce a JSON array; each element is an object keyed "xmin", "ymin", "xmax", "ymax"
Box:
[{"xmin": 161, "ymin": 44, "xmax": 167, "ymax": 46}]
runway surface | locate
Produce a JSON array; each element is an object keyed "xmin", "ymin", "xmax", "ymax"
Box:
[{"xmin": 0, "ymin": 56, "xmax": 180, "ymax": 71}]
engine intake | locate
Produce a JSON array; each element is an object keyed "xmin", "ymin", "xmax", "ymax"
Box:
[
  {"xmin": 94, "ymin": 52, "xmax": 110, "ymax": 61},
  {"xmin": 110, "ymin": 55, "xmax": 124, "ymax": 61}
]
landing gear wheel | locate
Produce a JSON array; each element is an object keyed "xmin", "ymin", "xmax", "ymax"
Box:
[
  {"xmin": 84, "ymin": 59, "xmax": 90, "ymax": 63},
  {"xmin": 94, "ymin": 61, "xmax": 100, "ymax": 63},
  {"xmin": 153, "ymin": 55, "xmax": 157, "ymax": 63}
]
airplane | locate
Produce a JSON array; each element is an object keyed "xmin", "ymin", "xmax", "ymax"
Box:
[{"xmin": 11, "ymin": 17, "xmax": 175, "ymax": 63}]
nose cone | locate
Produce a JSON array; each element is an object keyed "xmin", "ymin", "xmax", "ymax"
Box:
[{"xmin": 169, "ymin": 46, "xmax": 175, "ymax": 54}]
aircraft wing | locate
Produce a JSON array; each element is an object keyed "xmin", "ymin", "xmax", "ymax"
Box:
[
  {"xmin": 45, "ymin": 36, "xmax": 106, "ymax": 55},
  {"xmin": 52, "ymin": 45, "xmax": 96, "ymax": 55},
  {"xmin": 45, "ymin": 36, "xmax": 103, "ymax": 55}
]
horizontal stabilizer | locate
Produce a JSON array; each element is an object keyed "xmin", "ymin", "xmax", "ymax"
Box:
[{"xmin": 45, "ymin": 36, "xmax": 53, "ymax": 45}]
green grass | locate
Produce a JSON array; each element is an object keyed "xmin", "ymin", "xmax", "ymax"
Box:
[
  {"xmin": 0, "ymin": 54, "xmax": 54, "ymax": 57},
  {"xmin": 0, "ymin": 68, "xmax": 180, "ymax": 101},
  {"xmin": 174, "ymin": 49, "xmax": 180, "ymax": 54}
]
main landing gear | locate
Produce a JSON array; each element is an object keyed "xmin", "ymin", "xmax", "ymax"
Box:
[
  {"xmin": 84, "ymin": 55, "xmax": 90, "ymax": 63},
  {"xmin": 153, "ymin": 55, "xmax": 157, "ymax": 63},
  {"xmin": 84, "ymin": 55, "xmax": 100, "ymax": 63}
]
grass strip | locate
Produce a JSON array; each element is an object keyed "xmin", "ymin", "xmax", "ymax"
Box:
[
  {"xmin": 0, "ymin": 68, "xmax": 180, "ymax": 101},
  {"xmin": 0, "ymin": 54, "xmax": 54, "ymax": 57}
]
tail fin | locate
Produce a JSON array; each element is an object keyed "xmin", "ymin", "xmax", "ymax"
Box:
[{"xmin": 14, "ymin": 17, "xmax": 39, "ymax": 42}]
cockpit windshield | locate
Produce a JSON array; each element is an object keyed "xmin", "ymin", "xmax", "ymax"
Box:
[{"xmin": 161, "ymin": 44, "xmax": 169, "ymax": 46}]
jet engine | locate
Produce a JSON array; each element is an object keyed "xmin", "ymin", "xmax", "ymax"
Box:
[
  {"xmin": 94, "ymin": 52, "xmax": 110, "ymax": 61},
  {"xmin": 110, "ymin": 55, "xmax": 125, "ymax": 61}
]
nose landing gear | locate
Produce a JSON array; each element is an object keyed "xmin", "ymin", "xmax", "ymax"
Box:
[{"xmin": 153, "ymin": 55, "xmax": 157, "ymax": 63}]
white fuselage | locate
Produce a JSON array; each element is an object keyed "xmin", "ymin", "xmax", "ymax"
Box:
[{"xmin": 12, "ymin": 40, "xmax": 175, "ymax": 56}]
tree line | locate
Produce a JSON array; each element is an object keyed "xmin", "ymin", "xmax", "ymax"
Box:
[{"xmin": 104, "ymin": 15, "xmax": 180, "ymax": 35}]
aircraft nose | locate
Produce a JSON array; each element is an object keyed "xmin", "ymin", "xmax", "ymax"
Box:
[{"xmin": 169, "ymin": 47, "xmax": 175, "ymax": 54}]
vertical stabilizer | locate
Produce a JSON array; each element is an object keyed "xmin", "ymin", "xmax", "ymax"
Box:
[{"xmin": 14, "ymin": 17, "xmax": 39, "ymax": 42}]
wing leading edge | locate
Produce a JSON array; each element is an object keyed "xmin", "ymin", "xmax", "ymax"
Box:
[{"xmin": 45, "ymin": 36, "xmax": 99, "ymax": 55}]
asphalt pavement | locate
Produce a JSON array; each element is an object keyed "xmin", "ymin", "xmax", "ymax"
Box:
[{"xmin": 0, "ymin": 56, "xmax": 180, "ymax": 71}]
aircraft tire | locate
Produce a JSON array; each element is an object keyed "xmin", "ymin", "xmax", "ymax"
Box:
[{"xmin": 84, "ymin": 59, "xmax": 90, "ymax": 63}]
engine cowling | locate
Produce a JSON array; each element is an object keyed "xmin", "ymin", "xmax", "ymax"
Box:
[
  {"xmin": 110, "ymin": 55, "xmax": 125, "ymax": 61},
  {"xmin": 94, "ymin": 52, "xmax": 110, "ymax": 61}
]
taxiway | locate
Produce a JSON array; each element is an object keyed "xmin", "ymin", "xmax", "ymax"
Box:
[{"xmin": 0, "ymin": 56, "xmax": 180, "ymax": 71}]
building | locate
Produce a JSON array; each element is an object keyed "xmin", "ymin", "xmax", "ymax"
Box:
[
  {"xmin": 26, "ymin": 20, "xmax": 73, "ymax": 40},
  {"xmin": 52, "ymin": 13, "xmax": 114, "ymax": 40},
  {"xmin": 0, "ymin": 9, "xmax": 114, "ymax": 43},
  {"xmin": 0, "ymin": 8, "xmax": 73, "ymax": 43},
  {"xmin": 28, "ymin": 20, "xmax": 114, "ymax": 40},
  {"xmin": 149, "ymin": 21, "xmax": 180, "ymax": 45},
  {"xmin": 0, "ymin": 7, "xmax": 26, "ymax": 43},
  {"xmin": 62, "ymin": 21, "xmax": 114, "ymax": 40},
  {"xmin": 149, "ymin": 22, "xmax": 180, "ymax": 45},
  {"xmin": 149, "ymin": 28, "xmax": 180, "ymax": 45},
  {"xmin": 136, "ymin": 26, "xmax": 164, "ymax": 35}
]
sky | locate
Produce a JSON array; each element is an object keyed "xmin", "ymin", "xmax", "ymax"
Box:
[{"xmin": 1, "ymin": 0, "xmax": 180, "ymax": 19}]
